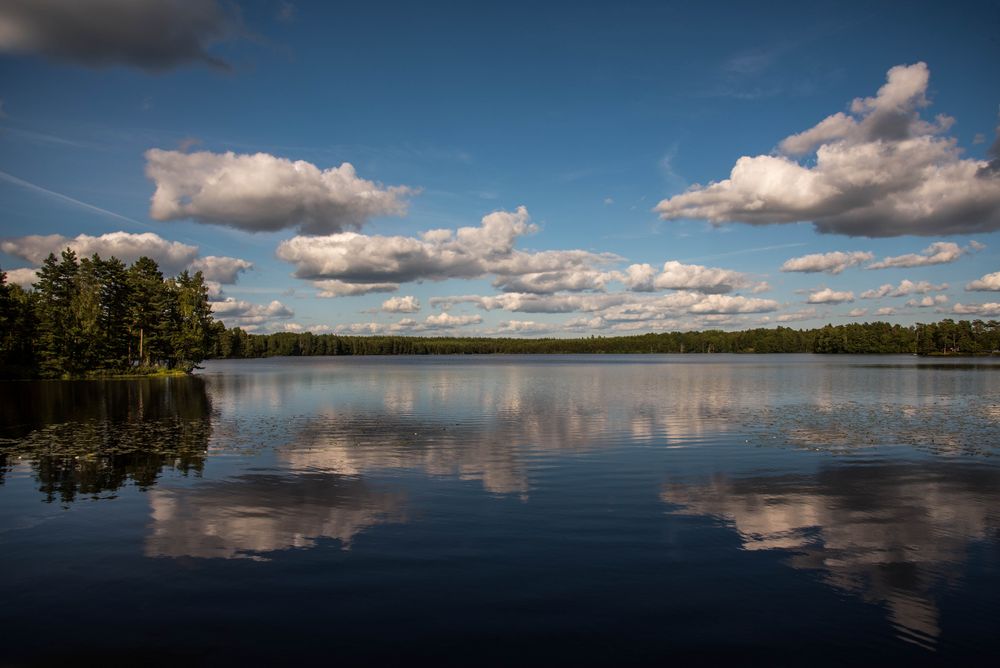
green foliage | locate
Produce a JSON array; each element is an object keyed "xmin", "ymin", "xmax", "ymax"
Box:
[
  {"xmin": 1, "ymin": 252, "xmax": 218, "ymax": 378},
  {"xmin": 0, "ymin": 266, "xmax": 39, "ymax": 374},
  {"xmin": 210, "ymin": 319, "xmax": 1000, "ymax": 359}
]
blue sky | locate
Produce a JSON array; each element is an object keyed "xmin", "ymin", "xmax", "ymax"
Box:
[{"xmin": 1, "ymin": 0, "xmax": 999, "ymax": 335}]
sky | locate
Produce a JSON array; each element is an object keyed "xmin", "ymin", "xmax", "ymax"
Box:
[{"xmin": 1, "ymin": 0, "xmax": 999, "ymax": 336}]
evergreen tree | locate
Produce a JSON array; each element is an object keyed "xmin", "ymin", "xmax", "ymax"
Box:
[
  {"xmin": 34, "ymin": 250, "xmax": 82, "ymax": 377},
  {"xmin": 171, "ymin": 270, "xmax": 213, "ymax": 370},
  {"xmin": 127, "ymin": 257, "xmax": 169, "ymax": 368}
]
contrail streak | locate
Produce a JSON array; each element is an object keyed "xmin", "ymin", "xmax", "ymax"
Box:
[{"xmin": 0, "ymin": 169, "xmax": 151, "ymax": 229}]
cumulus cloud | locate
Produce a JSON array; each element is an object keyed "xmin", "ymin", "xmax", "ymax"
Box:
[
  {"xmin": 431, "ymin": 292, "xmax": 632, "ymax": 315},
  {"xmin": 431, "ymin": 291, "xmax": 778, "ymax": 324},
  {"xmin": 952, "ymin": 302, "xmax": 1000, "ymax": 316},
  {"xmin": 905, "ymin": 295, "xmax": 948, "ymax": 308},
  {"xmin": 333, "ymin": 312, "xmax": 482, "ymax": 335},
  {"xmin": 496, "ymin": 320, "xmax": 554, "ymax": 334},
  {"xmin": 967, "ymin": 272, "xmax": 1000, "ymax": 291},
  {"xmin": 655, "ymin": 63, "xmax": 1000, "ymax": 237},
  {"xmin": 3, "ymin": 267, "xmax": 37, "ymax": 287},
  {"xmin": 424, "ymin": 312, "xmax": 481, "ymax": 328},
  {"xmin": 146, "ymin": 149, "xmax": 413, "ymax": 234},
  {"xmin": 0, "ymin": 231, "xmax": 252, "ymax": 285},
  {"xmin": 314, "ymin": 280, "xmax": 399, "ymax": 298},
  {"xmin": 616, "ymin": 260, "xmax": 765, "ymax": 293},
  {"xmin": 847, "ymin": 308, "xmax": 868, "ymax": 317},
  {"xmin": 277, "ymin": 206, "xmax": 775, "ymax": 310},
  {"xmin": 492, "ymin": 268, "xmax": 614, "ymax": 294},
  {"xmin": 209, "ymin": 298, "xmax": 294, "ymax": 330},
  {"xmin": 188, "ymin": 256, "xmax": 253, "ymax": 283},
  {"xmin": 875, "ymin": 307, "xmax": 897, "ymax": 316},
  {"xmin": 860, "ymin": 280, "xmax": 949, "ymax": 299},
  {"xmin": 278, "ymin": 207, "xmax": 535, "ymax": 283},
  {"xmin": 868, "ymin": 241, "xmax": 982, "ymax": 269},
  {"xmin": 688, "ymin": 294, "xmax": 779, "ymax": 314},
  {"xmin": 780, "ymin": 250, "xmax": 873, "ymax": 275},
  {"xmin": 0, "ymin": 0, "xmax": 235, "ymax": 71},
  {"xmin": 776, "ymin": 307, "xmax": 820, "ymax": 323},
  {"xmin": 807, "ymin": 288, "xmax": 855, "ymax": 304},
  {"xmin": 381, "ymin": 295, "xmax": 420, "ymax": 313},
  {"xmin": 279, "ymin": 206, "xmax": 622, "ymax": 296},
  {"xmin": 1, "ymin": 231, "xmax": 197, "ymax": 272}
]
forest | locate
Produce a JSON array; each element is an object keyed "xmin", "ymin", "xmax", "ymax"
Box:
[
  {"xmin": 211, "ymin": 318, "xmax": 1000, "ymax": 358},
  {"xmin": 3, "ymin": 251, "xmax": 999, "ymax": 379},
  {"xmin": 0, "ymin": 250, "xmax": 214, "ymax": 378}
]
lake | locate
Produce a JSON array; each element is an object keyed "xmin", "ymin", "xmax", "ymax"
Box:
[{"xmin": 2, "ymin": 355, "xmax": 999, "ymax": 665}]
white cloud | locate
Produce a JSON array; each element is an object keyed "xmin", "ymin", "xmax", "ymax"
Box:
[
  {"xmin": 333, "ymin": 312, "xmax": 482, "ymax": 335},
  {"xmin": 1, "ymin": 231, "xmax": 253, "ymax": 287},
  {"xmin": 209, "ymin": 298, "xmax": 294, "ymax": 330},
  {"xmin": 952, "ymin": 302, "xmax": 1000, "ymax": 316},
  {"xmin": 492, "ymin": 267, "xmax": 615, "ymax": 294},
  {"xmin": 381, "ymin": 295, "xmax": 420, "ymax": 313},
  {"xmin": 278, "ymin": 207, "xmax": 535, "ymax": 283},
  {"xmin": 279, "ymin": 206, "xmax": 626, "ymax": 296},
  {"xmin": 868, "ymin": 241, "xmax": 981, "ymax": 269},
  {"xmin": 146, "ymin": 149, "xmax": 413, "ymax": 234},
  {"xmin": 188, "ymin": 256, "xmax": 253, "ymax": 284},
  {"xmin": 431, "ymin": 292, "xmax": 631, "ymax": 315},
  {"xmin": 424, "ymin": 312, "xmax": 482, "ymax": 328},
  {"xmin": 3, "ymin": 267, "xmax": 37, "ymax": 287},
  {"xmin": 314, "ymin": 280, "xmax": 399, "ymax": 297},
  {"xmin": 875, "ymin": 307, "xmax": 897, "ymax": 316},
  {"xmin": 0, "ymin": 0, "xmax": 235, "ymax": 71},
  {"xmin": 617, "ymin": 260, "xmax": 765, "ymax": 294},
  {"xmin": 807, "ymin": 288, "xmax": 854, "ymax": 304},
  {"xmin": 776, "ymin": 307, "xmax": 820, "ymax": 323},
  {"xmin": 655, "ymin": 63, "xmax": 1000, "ymax": 237},
  {"xmin": 688, "ymin": 294, "xmax": 779, "ymax": 314},
  {"xmin": 860, "ymin": 280, "xmax": 948, "ymax": 299},
  {"xmin": 1, "ymin": 231, "xmax": 198, "ymax": 273},
  {"xmin": 847, "ymin": 308, "xmax": 868, "ymax": 317},
  {"xmin": 780, "ymin": 250, "xmax": 873, "ymax": 275},
  {"xmin": 431, "ymin": 291, "xmax": 778, "ymax": 323},
  {"xmin": 496, "ymin": 320, "xmax": 554, "ymax": 334},
  {"xmin": 966, "ymin": 272, "xmax": 1000, "ymax": 291},
  {"xmin": 905, "ymin": 295, "xmax": 948, "ymax": 308}
]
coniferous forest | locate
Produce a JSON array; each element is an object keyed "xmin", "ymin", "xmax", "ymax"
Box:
[
  {"xmin": 2, "ymin": 251, "xmax": 999, "ymax": 379},
  {"xmin": 210, "ymin": 319, "xmax": 1000, "ymax": 358},
  {"xmin": 0, "ymin": 250, "xmax": 214, "ymax": 378}
]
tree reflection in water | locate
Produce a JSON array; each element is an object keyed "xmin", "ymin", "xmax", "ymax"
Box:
[{"xmin": 0, "ymin": 377, "xmax": 211, "ymax": 503}]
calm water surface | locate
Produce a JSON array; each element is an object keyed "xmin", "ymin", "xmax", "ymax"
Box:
[{"xmin": 2, "ymin": 355, "xmax": 999, "ymax": 665}]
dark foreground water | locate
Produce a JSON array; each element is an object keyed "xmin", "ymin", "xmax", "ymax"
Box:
[{"xmin": 2, "ymin": 355, "xmax": 999, "ymax": 665}]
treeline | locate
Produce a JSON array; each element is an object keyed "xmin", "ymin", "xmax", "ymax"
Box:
[
  {"xmin": 1, "ymin": 250, "xmax": 214, "ymax": 378},
  {"xmin": 211, "ymin": 319, "xmax": 1000, "ymax": 358}
]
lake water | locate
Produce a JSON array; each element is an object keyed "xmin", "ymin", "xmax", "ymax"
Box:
[{"xmin": 2, "ymin": 355, "xmax": 999, "ymax": 665}]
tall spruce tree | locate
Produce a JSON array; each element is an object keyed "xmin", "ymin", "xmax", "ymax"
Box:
[
  {"xmin": 170, "ymin": 270, "xmax": 213, "ymax": 370},
  {"xmin": 126, "ymin": 256, "xmax": 169, "ymax": 368},
  {"xmin": 34, "ymin": 250, "xmax": 82, "ymax": 377}
]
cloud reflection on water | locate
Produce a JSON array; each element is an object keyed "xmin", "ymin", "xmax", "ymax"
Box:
[
  {"xmin": 662, "ymin": 462, "xmax": 1000, "ymax": 648},
  {"xmin": 146, "ymin": 473, "xmax": 406, "ymax": 560}
]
